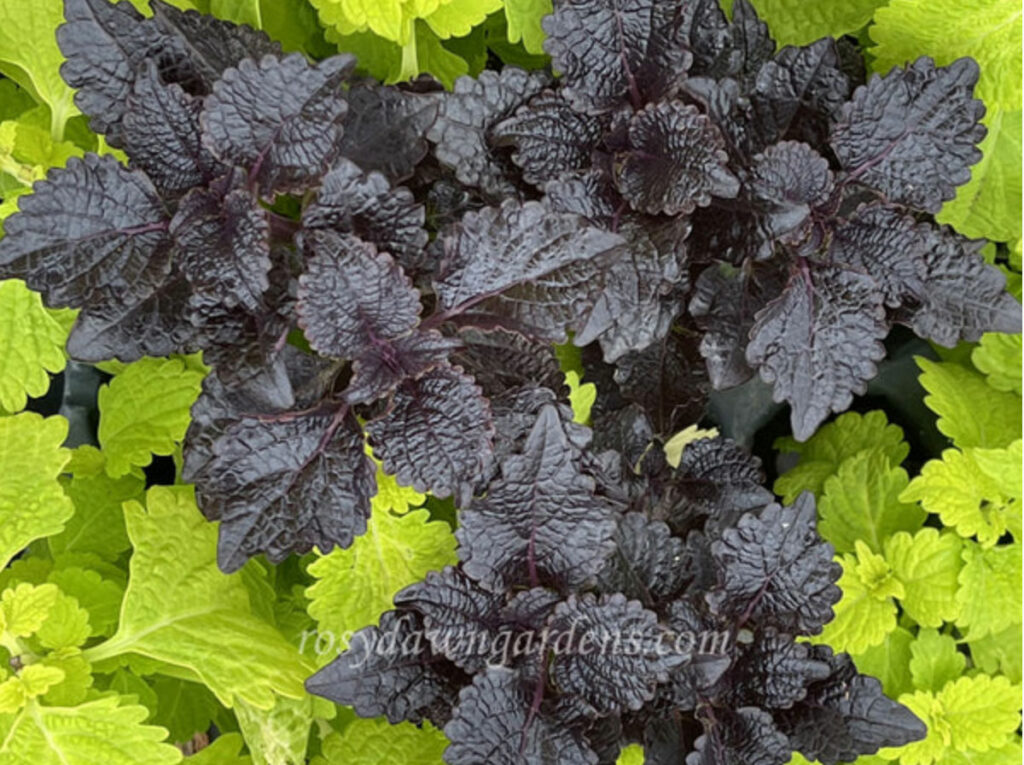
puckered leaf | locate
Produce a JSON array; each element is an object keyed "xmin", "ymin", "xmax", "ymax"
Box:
[
  {"xmin": 338, "ymin": 83, "xmax": 438, "ymax": 184},
  {"xmin": 427, "ymin": 67, "xmax": 549, "ymax": 197},
  {"xmin": 202, "ymin": 53, "xmax": 353, "ymax": 196},
  {"xmin": 884, "ymin": 528, "xmax": 962, "ymax": 628},
  {"xmin": 707, "ymin": 493, "xmax": 841, "ymax": 634},
  {"xmin": 776, "ymin": 646, "xmax": 927, "ymax": 762},
  {"xmin": 830, "ymin": 57, "xmax": 986, "ymax": 213},
  {"xmin": 903, "ymin": 226, "xmax": 1022, "ymax": 347},
  {"xmin": 297, "ymin": 230, "xmax": 421, "ymax": 358},
  {"xmin": 688, "ymin": 706, "xmax": 790, "ymax": 765},
  {"xmin": 747, "ymin": 140, "xmax": 833, "ymax": 242},
  {"xmin": 491, "ymin": 90, "xmax": 604, "ymax": 187},
  {"xmin": 302, "ymin": 157, "xmax": 428, "ymax": 271},
  {"xmin": 549, "ymin": 593, "xmax": 682, "ymax": 712},
  {"xmin": 432, "ymin": 200, "xmax": 624, "ymax": 341},
  {"xmin": 366, "ymin": 365, "xmax": 493, "ymax": 505},
  {"xmin": 541, "ymin": 0, "xmax": 692, "ymax": 114},
  {"xmin": 0, "ymin": 154, "xmax": 172, "ymax": 313},
  {"xmin": 614, "ymin": 101, "xmax": 740, "ymax": 216},
  {"xmin": 315, "ymin": 718, "xmax": 449, "ymax": 765},
  {"xmin": 0, "ymin": 280, "xmax": 70, "ymax": 412},
  {"xmin": 57, "ymin": 0, "xmax": 172, "ymax": 141},
  {"xmin": 184, "ymin": 381, "xmax": 375, "ymax": 572},
  {"xmin": 685, "ymin": 0, "xmax": 774, "ymax": 86},
  {"xmin": 723, "ymin": 628, "xmax": 831, "ymax": 710},
  {"xmin": 908, "ymin": 628, "xmax": 965, "ymax": 693},
  {"xmin": 347, "ymin": 330, "xmax": 462, "ymax": 406},
  {"xmin": 458, "ymin": 404, "xmax": 616, "ymax": 591},
  {"xmin": 306, "ymin": 610, "xmax": 465, "ymax": 725},
  {"xmin": 666, "ymin": 436, "xmax": 773, "ymax": 532},
  {"xmin": 828, "ymin": 204, "xmax": 926, "ymax": 308},
  {"xmin": 746, "ymin": 266, "xmax": 887, "ymax": 441},
  {"xmin": 121, "ymin": 60, "xmax": 221, "ymax": 196},
  {"xmin": 449, "ymin": 329, "xmax": 565, "ymax": 398},
  {"xmin": 171, "ymin": 171, "xmax": 271, "ymax": 313},
  {"xmin": 393, "ymin": 566, "xmax": 505, "ymax": 672},
  {"xmin": 443, "ymin": 667, "xmax": 598, "ymax": 765},
  {"xmin": 955, "ymin": 541, "xmax": 1021, "ymax": 639},
  {"xmin": 596, "ymin": 512, "xmax": 687, "ymax": 606},
  {"xmin": 84, "ymin": 486, "xmax": 309, "ymax": 709},
  {"xmin": 689, "ymin": 261, "xmax": 787, "ymax": 389},
  {"xmin": 973, "ymin": 331, "xmax": 1023, "ymax": 396}
]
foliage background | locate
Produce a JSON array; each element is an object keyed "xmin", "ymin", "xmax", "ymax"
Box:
[{"xmin": 0, "ymin": 0, "xmax": 1019, "ymax": 763}]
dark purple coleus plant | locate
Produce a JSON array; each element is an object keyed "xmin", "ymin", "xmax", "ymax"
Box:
[
  {"xmin": 307, "ymin": 396, "xmax": 926, "ymax": 763},
  {"xmin": 0, "ymin": 0, "xmax": 1012, "ymax": 758}
]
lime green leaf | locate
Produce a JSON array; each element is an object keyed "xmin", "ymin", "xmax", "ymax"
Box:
[
  {"xmin": 942, "ymin": 740, "xmax": 1023, "ymax": 765},
  {"xmin": 664, "ymin": 425, "xmax": 720, "ymax": 468},
  {"xmin": 0, "ymin": 281, "xmax": 70, "ymax": 412},
  {"xmin": 617, "ymin": 743, "xmax": 645, "ymax": 765},
  {"xmin": 0, "ymin": 413, "xmax": 72, "ymax": 569},
  {"xmin": 0, "ymin": 0, "xmax": 80, "ymax": 138},
  {"xmin": 48, "ymin": 470, "xmax": 143, "ymax": 562},
  {"xmin": 0, "ymin": 696, "xmax": 181, "ymax": 764},
  {"xmin": 973, "ymin": 332, "xmax": 1023, "ymax": 396},
  {"xmin": 774, "ymin": 411, "xmax": 909, "ymax": 503},
  {"xmin": 235, "ymin": 696, "xmax": 313, "ymax": 765},
  {"xmin": 425, "ymin": 0, "xmax": 502, "ymax": 38},
  {"xmin": 97, "ymin": 358, "xmax": 204, "ymax": 478},
  {"xmin": 0, "ymin": 665, "xmax": 65, "ymax": 713},
  {"xmin": 184, "ymin": 732, "xmax": 250, "ymax": 765},
  {"xmin": 82, "ymin": 486, "xmax": 308, "ymax": 709},
  {"xmin": 148, "ymin": 677, "xmax": 221, "ymax": 744},
  {"xmin": 956, "ymin": 542, "xmax": 1022, "ymax": 639},
  {"xmin": 909, "ymin": 629, "xmax": 966, "ymax": 692},
  {"xmin": 968, "ymin": 623, "xmax": 1022, "ymax": 684},
  {"xmin": 314, "ymin": 718, "xmax": 449, "ymax": 765},
  {"xmin": 504, "ymin": 0, "xmax": 552, "ymax": 54},
  {"xmin": 915, "ymin": 357, "xmax": 1022, "ymax": 450},
  {"xmin": 35, "ymin": 590, "xmax": 91, "ymax": 650},
  {"xmin": 306, "ymin": 470, "xmax": 456, "ymax": 656},
  {"xmin": 46, "ymin": 567, "xmax": 123, "ymax": 639},
  {"xmin": 852, "ymin": 626, "xmax": 915, "ymax": 699},
  {"xmin": 885, "ymin": 529, "xmax": 963, "ymax": 627},
  {"xmin": 0, "ymin": 583, "xmax": 58, "ymax": 638},
  {"xmin": 745, "ymin": 0, "xmax": 889, "ymax": 47},
  {"xmin": 38, "ymin": 649, "xmax": 92, "ymax": 706},
  {"xmin": 565, "ymin": 370, "xmax": 596, "ymax": 425},
  {"xmin": 411, "ymin": 20, "xmax": 470, "ymax": 88},
  {"xmin": 819, "ymin": 449, "xmax": 926, "ymax": 554},
  {"xmin": 812, "ymin": 542, "xmax": 900, "ymax": 654},
  {"xmin": 901, "ymin": 442, "xmax": 1022, "ymax": 547},
  {"xmin": 368, "ymin": 453, "xmax": 426, "ymax": 513}
]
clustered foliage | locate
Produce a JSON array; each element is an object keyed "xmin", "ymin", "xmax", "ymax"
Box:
[{"xmin": 0, "ymin": 0, "xmax": 1019, "ymax": 762}]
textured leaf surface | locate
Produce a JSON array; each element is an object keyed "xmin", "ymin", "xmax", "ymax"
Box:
[
  {"xmin": 541, "ymin": 0, "xmax": 691, "ymax": 114},
  {"xmin": 170, "ymin": 174, "xmax": 270, "ymax": 312},
  {"xmin": 614, "ymin": 101, "xmax": 740, "ymax": 216},
  {"xmin": 433, "ymin": 200, "xmax": 623, "ymax": 340},
  {"xmin": 97, "ymin": 357, "xmax": 203, "ymax": 478},
  {"xmin": 315, "ymin": 718, "xmax": 449, "ymax": 765},
  {"xmin": 955, "ymin": 542, "xmax": 1021, "ymax": 639},
  {"xmin": 0, "ymin": 280, "xmax": 70, "ymax": 412},
  {"xmin": 0, "ymin": 154, "xmax": 171, "ymax": 312},
  {"xmin": 549, "ymin": 593, "xmax": 680, "ymax": 712},
  {"xmin": 185, "ymin": 397, "xmax": 375, "ymax": 572},
  {"xmin": 0, "ymin": 696, "xmax": 180, "ymax": 765},
  {"xmin": 297, "ymin": 231, "xmax": 420, "ymax": 358},
  {"xmin": 347, "ymin": 331, "xmax": 462, "ymax": 406},
  {"xmin": 457, "ymin": 404, "xmax": 616, "ymax": 591},
  {"xmin": 596, "ymin": 513, "xmax": 687, "ymax": 606},
  {"xmin": 973, "ymin": 332, "xmax": 1023, "ymax": 396},
  {"xmin": 830, "ymin": 57, "xmax": 986, "ymax": 213},
  {"xmin": 202, "ymin": 53, "xmax": 352, "ymax": 195},
  {"xmin": 743, "ymin": 0, "xmax": 889, "ymax": 46},
  {"xmin": 367, "ymin": 365, "xmax": 493, "ymax": 504},
  {"xmin": 908, "ymin": 628, "xmax": 965, "ymax": 693},
  {"xmin": 0, "ymin": 414, "xmax": 71, "ymax": 570},
  {"xmin": 444, "ymin": 667, "xmax": 598, "ymax": 765},
  {"xmin": 747, "ymin": 267, "xmax": 887, "ymax": 441},
  {"xmin": 85, "ymin": 486, "xmax": 308, "ymax": 709},
  {"xmin": 708, "ymin": 494, "xmax": 841, "ymax": 633}
]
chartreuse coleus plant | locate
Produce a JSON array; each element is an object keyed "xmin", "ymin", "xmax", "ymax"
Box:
[{"xmin": 773, "ymin": 352, "xmax": 1022, "ymax": 765}]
